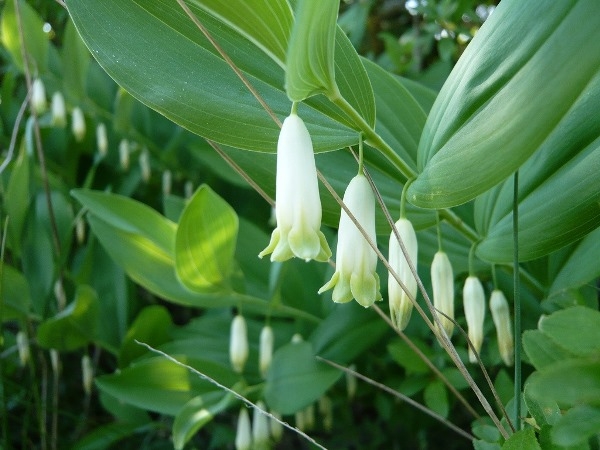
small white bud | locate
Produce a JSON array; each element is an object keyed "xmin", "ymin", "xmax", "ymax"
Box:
[
  {"xmin": 463, "ymin": 276, "xmax": 486, "ymax": 363},
  {"xmin": 318, "ymin": 396, "xmax": 333, "ymax": 431},
  {"xmin": 54, "ymin": 279, "xmax": 66, "ymax": 310},
  {"xmin": 303, "ymin": 403, "xmax": 315, "ymax": 431},
  {"xmin": 31, "ymin": 78, "xmax": 47, "ymax": 114},
  {"xmin": 51, "ymin": 92, "xmax": 66, "ymax": 127},
  {"xmin": 229, "ymin": 315, "xmax": 248, "ymax": 373},
  {"xmin": 16, "ymin": 331, "xmax": 30, "ymax": 366},
  {"xmin": 346, "ymin": 364, "xmax": 357, "ymax": 400},
  {"xmin": 162, "ymin": 170, "xmax": 172, "ymax": 196},
  {"xmin": 235, "ymin": 408, "xmax": 252, "ymax": 450},
  {"xmin": 270, "ymin": 410, "xmax": 283, "ymax": 442},
  {"xmin": 50, "ymin": 349, "xmax": 60, "ymax": 374},
  {"xmin": 184, "ymin": 180, "xmax": 194, "ymax": 199},
  {"xmin": 96, "ymin": 123, "xmax": 108, "ymax": 158},
  {"xmin": 71, "ymin": 107, "xmax": 86, "ymax": 142},
  {"xmin": 490, "ymin": 290, "xmax": 514, "ymax": 367},
  {"xmin": 259, "ymin": 325, "xmax": 274, "ymax": 378},
  {"xmin": 139, "ymin": 148, "xmax": 151, "ymax": 183},
  {"xmin": 431, "ymin": 251, "xmax": 455, "ymax": 337},
  {"xmin": 252, "ymin": 401, "xmax": 270, "ymax": 448},
  {"xmin": 81, "ymin": 354, "xmax": 94, "ymax": 395},
  {"xmin": 75, "ymin": 216, "xmax": 86, "ymax": 244},
  {"xmin": 119, "ymin": 139, "xmax": 130, "ymax": 171},
  {"xmin": 291, "ymin": 333, "xmax": 303, "ymax": 344},
  {"xmin": 295, "ymin": 409, "xmax": 306, "ymax": 431}
]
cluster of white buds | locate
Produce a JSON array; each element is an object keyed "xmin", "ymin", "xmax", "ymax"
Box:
[
  {"xmin": 388, "ymin": 218, "xmax": 418, "ymax": 330},
  {"xmin": 229, "ymin": 314, "xmax": 248, "ymax": 374},
  {"xmin": 31, "ymin": 78, "xmax": 47, "ymax": 114},
  {"xmin": 490, "ymin": 290, "xmax": 514, "ymax": 366},
  {"xmin": 71, "ymin": 107, "xmax": 86, "ymax": 142},
  {"xmin": 119, "ymin": 139, "xmax": 130, "ymax": 171},
  {"xmin": 431, "ymin": 251, "xmax": 455, "ymax": 337},
  {"xmin": 259, "ymin": 325, "xmax": 274, "ymax": 378},
  {"xmin": 96, "ymin": 123, "xmax": 108, "ymax": 158},
  {"xmin": 51, "ymin": 92, "xmax": 66, "ymax": 127},
  {"xmin": 319, "ymin": 174, "xmax": 381, "ymax": 307},
  {"xmin": 259, "ymin": 111, "xmax": 331, "ymax": 263},
  {"xmin": 463, "ymin": 276, "xmax": 486, "ymax": 363}
]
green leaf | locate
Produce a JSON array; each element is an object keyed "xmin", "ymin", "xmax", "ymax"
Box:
[
  {"xmin": 285, "ymin": 0, "xmax": 338, "ymax": 100},
  {"xmin": 527, "ymin": 360, "xmax": 600, "ymax": 409},
  {"xmin": 265, "ymin": 341, "xmax": 340, "ymax": 414},
  {"xmin": 96, "ymin": 356, "xmax": 237, "ymax": 415},
  {"xmin": 524, "ymin": 383, "xmax": 561, "ymax": 428},
  {"xmin": 73, "ymin": 422, "xmax": 149, "ymax": 450},
  {"xmin": 1, "ymin": 0, "xmax": 49, "ymax": 73},
  {"xmin": 37, "ymin": 285, "xmax": 99, "ymax": 351},
  {"xmin": 4, "ymin": 147, "xmax": 30, "ymax": 256},
  {"xmin": 0, "ymin": 265, "xmax": 32, "ymax": 320},
  {"xmin": 118, "ymin": 306, "xmax": 172, "ymax": 368},
  {"xmin": 501, "ymin": 428, "xmax": 541, "ymax": 450},
  {"xmin": 62, "ymin": 18, "xmax": 90, "ymax": 100},
  {"xmin": 67, "ymin": 0, "xmax": 365, "ymax": 152},
  {"xmin": 539, "ymin": 306, "xmax": 600, "ymax": 357},
  {"xmin": 175, "ymin": 185, "xmax": 238, "ymax": 291},
  {"xmin": 522, "ymin": 330, "xmax": 576, "ymax": 371},
  {"xmin": 424, "ymin": 381, "xmax": 449, "ymax": 418},
  {"xmin": 552, "ymin": 405, "xmax": 600, "ymax": 447},
  {"xmin": 388, "ymin": 338, "xmax": 432, "ymax": 374},
  {"xmin": 538, "ymin": 424, "xmax": 590, "ymax": 450},
  {"xmin": 409, "ymin": 0, "xmax": 600, "ymax": 209},
  {"xmin": 172, "ymin": 391, "xmax": 234, "ymax": 450}
]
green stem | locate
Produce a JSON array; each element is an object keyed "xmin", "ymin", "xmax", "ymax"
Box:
[
  {"xmin": 358, "ymin": 134, "xmax": 364, "ymax": 175},
  {"xmin": 436, "ymin": 211, "xmax": 443, "ymax": 252},
  {"xmin": 513, "ymin": 170, "xmax": 521, "ymax": 431}
]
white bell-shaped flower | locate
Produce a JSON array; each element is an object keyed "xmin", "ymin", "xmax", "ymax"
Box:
[
  {"xmin": 119, "ymin": 139, "xmax": 130, "ymax": 171},
  {"xmin": 259, "ymin": 112, "xmax": 331, "ymax": 262},
  {"xmin": 463, "ymin": 276, "xmax": 486, "ymax": 363},
  {"xmin": 490, "ymin": 289, "xmax": 514, "ymax": 366},
  {"xmin": 229, "ymin": 315, "xmax": 248, "ymax": 374},
  {"xmin": 431, "ymin": 251, "xmax": 455, "ymax": 337},
  {"xmin": 96, "ymin": 123, "xmax": 108, "ymax": 158},
  {"xmin": 259, "ymin": 325, "xmax": 274, "ymax": 378},
  {"xmin": 81, "ymin": 354, "xmax": 94, "ymax": 395},
  {"xmin": 235, "ymin": 408, "xmax": 252, "ymax": 450},
  {"xmin": 252, "ymin": 401, "xmax": 270, "ymax": 448},
  {"xmin": 388, "ymin": 218, "xmax": 418, "ymax": 330},
  {"xmin": 319, "ymin": 174, "xmax": 381, "ymax": 307},
  {"xmin": 71, "ymin": 107, "xmax": 86, "ymax": 142},
  {"xmin": 31, "ymin": 78, "xmax": 47, "ymax": 114},
  {"xmin": 51, "ymin": 92, "xmax": 66, "ymax": 127}
]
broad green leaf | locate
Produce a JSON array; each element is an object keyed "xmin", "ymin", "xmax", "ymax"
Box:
[
  {"xmin": 0, "ymin": 265, "xmax": 32, "ymax": 320},
  {"xmin": 67, "ymin": 0, "xmax": 367, "ymax": 152},
  {"xmin": 37, "ymin": 285, "xmax": 99, "ymax": 351},
  {"xmin": 99, "ymin": 391, "xmax": 151, "ymax": 425},
  {"xmin": 409, "ymin": 0, "xmax": 600, "ymax": 208},
  {"xmin": 285, "ymin": 0, "xmax": 338, "ymax": 100},
  {"xmin": 175, "ymin": 185, "xmax": 238, "ymax": 291},
  {"xmin": 538, "ymin": 424, "xmax": 590, "ymax": 450},
  {"xmin": 474, "ymin": 441, "xmax": 502, "ymax": 450},
  {"xmin": 524, "ymin": 383, "xmax": 561, "ymax": 428},
  {"xmin": 539, "ymin": 306, "xmax": 600, "ymax": 358},
  {"xmin": 73, "ymin": 422, "xmax": 150, "ymax": 450},
  {"xmin": 527, "ymin": 360, "xmax": 600, "ymax": 409},
  {"xmin": 118, "ymin": 306, "xmax": 172, "ymax": 368},
  {"xmin": 172, "ymin": 391, "xmax": 234, "ymax": 450},
  {"xmin": 388, "ymin": 338, "xmax": 432, "ymax": 374},
  {"xmin": 552, "ymin": 405, "xmax": 600, "ymax": 447},
  {"xmin": 424, "ymin": 381, "xmax": 449, "ymax": 418},
  {"xmin": 96, "ymin": 356, "xmax": 238, "ymax": 415},
  {"xmin": 4, "ymin": 146, "xmax": 30, "ymax": 256},
  {"xmin": 522, "ymin": 330, "xmax": 576, "ymax": 371},
  {"xmin": 472, "ymin": 417, "xmax": 501, "ymax": 443},
  {"xmin": 265, "ymin": 341, "xmax": 340, "ymax": 414},
  {"xmin": 501, "ymin": 428, "xmax": 541, "ymax": 450},
  {"xmin": 62, "ymin": 18, "xmax": 90, "ymax": 100},
  {"xmin": 1, "ymin": 0, "xmax": 48, "ymax": 73}
]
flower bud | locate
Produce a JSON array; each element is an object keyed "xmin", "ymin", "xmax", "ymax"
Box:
[
  {"xmin": 139, "ymin": 148, "xmax": 151, "ymax": 183},
  {"xmin": 162, "ymin": 170, "xmax": 172, "ymax": 196},
  {"xmin": 295, "ymin": 409, "xmax": 306, "ymax": 431},
  {"xmin": 259, "ymin": 325, "xmax": 274, "ymax": 378},
  {"xmin": 431, "ymin": 251, "xmax": 455, "ymax": 337},
  {"xmin": 75, "ymin": 216, "xmax": 86, "ymax": 244},
  {"xmin": 184, "ymin": 180, "xmax": 194, "ymax": 199},
  {"xmin": 96, "ymin": 123, "xmax": 108, "ymax": 158},
  {"xmin": 463, "ymin": 276, "xmax": 486, "ymax": 363},
  {"xmin": 54, "ymin": 279, "xmax": 66, "ymax": 310},
  {"xmin": 235, "ymin": 408, "xmax": 252, "ymax": 450},
  {"xmin": 119, "ymin": 139, "xmax": 130, "ymax": 171},
  {"xmin": 259, "ymin": 112, "xmax": 331, "ymax": 263},
  {"xmin": 318, "ymin": 396, "xmax": 333, "ymax": 431},
  {"xmin": 319, "ymin": 174, "xmax": 381, "ymax": 307},
  {"xmin": 270, "ymin": 410, "xmax": 283, "ymax": 442},
  {"xmin": 252, "ymin": 401, "xmax": 270, "ymax": 448},
  {"xmin": 490, "ymin": 290, "xmax": 514, "ymax": 366},
  {"xmin": 303, "ymin": 403, "xmax": 315, "ymax": 431},
  {"xmin": 50, "ymin": 349, "xmax": 60, "ymax": 374},
  {"xmin": 229, "ymin": 315, "xmax": 248, "ymax": 373},
  {"xmin": 346, "ymin": 364, "xmax": 357, "ymax": 400},
  {"xmin": 16, "ymin": 331, "xmax": 30, "ymax": 366},
  {"xmin": 388, "ymin": 218, "xmax": 418, "ymax": 330},
  {"xmin": 31, "ymin": 78, "xmax": 47, "ymax": 114},
  {"xmin": 71, "ymin": 107, "xmax": 86, "ymax": 142},
  {"xmin": 81, "ymin": 354, "xmax": 94, "ymax": 395},
  {"xmin": 51, "ymin": 92, "xmax": 66, "ymax": 127},
  {"xmin": 291, "ymin": 333, "xmax": 303, "ymax": 344}
]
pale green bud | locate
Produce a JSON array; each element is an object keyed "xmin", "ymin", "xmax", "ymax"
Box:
[
  {"xmin": 54, "ymin": 279, "xmax": 66, "ymax": 310},
  {"xmin": 388, "ymin": 218, "xmax": 418, "ymax": 330},
  {"xmin": 119, "ymin": 139, "xmax": 130, "ymax": 171},
  {"xmin": 96, "ymin": 123, "xmax": 108, "ymax": 158},
  {"xmin": 252, "ymin": 401, "xmax": 270, "ymax": 449},
  {"xmin": 81, "ymin": 354, "xmax": 94, "ymax": 395},
  {"xmin": 139, "ymin": 148, "xmax": 151, "ymax": 183},
  {"xmin": 346, "ymin": 364, "xmax": 357, "ymax": 400},
  {"xmin": 269, "ymin": 410, "xmax": 283, "ymax": 442},
  {"xmin": 75, "ymin": 216, "xmax": 86, "ymax": 245},
  {"xmin": 291, "ymin": 333, "xmax": 303, "ymax": 344},
  {"xmin": 259, "ymin": 113, "xmax": 331, "ymax": 263},
  {"xmin": 295, "ymin": 409, "xmax": 305, "ymax": 432},
  {"xmin": 50, "ymin": 349, "xmax": 60, "ymax": 374},
  {"xmin": 235, "ymin": 408, "xmax": 252, "ymax": 450},
  {"xmin": 184, "ymin": 180, "xmax": 194, "ymax": 199},
  {"xmin": 490, "ymin": 290, "xmax": 514, "ymax": 366},
  {"xmin": 230, "ymin": 315, "xmax": 248, "ymax": 373},
  {"xmin": 303, "ymin": 404, "xmax": 315, "ymax": 431},
  {"xmin": 71, "ymin": 107, "xmax": 86, "ymax": 142},
  {"xmin": 463, "ymin": 276, "xmax": 486, "ymax": 363},
  {"xmin": 318, "ymin": 396, "xmax": 333, "ymax": 431},
  {"xmin": 431, "ymin": 251, "xmax": 455, "ymax": 337},
  {"xmin": 31, "ymin": 78, "xmax": 47, "ymax": 114},
  {"xmin": 259, "ymin": 325, "xmax": 274, "ymax": 378},
  {"xmin": 51, "ymin": 92, "xmax": 66, "ymax": 127},
  {"xmin": 319, "ymin": 174, "xmax": 381, "ymax": 307},
  {"xmin": 162, "ymin": 170, "xmax": 172, "ymax": 196},
  {"xmin": 16, "ymin": 331, "xmax": 30, "ymax": 366}
]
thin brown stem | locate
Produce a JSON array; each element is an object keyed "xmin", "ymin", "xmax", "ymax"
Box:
[{"xmin": 316, "ymin": 356, "xmax": 474, "ymax": 441}]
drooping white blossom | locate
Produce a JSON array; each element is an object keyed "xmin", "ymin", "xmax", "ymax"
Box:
[
  {"xmin": 51, "ymin": 91, "xmax": 66, "ymax": 127},
  {"xmin": 490, "ymin": 289, "xmax": 514, "ymax": 366},
  {"xmin": 31, "ymin": 78, "xmax": 47, "ymax": 114},
  {"xmin": 229, "ymin": 315, "xmax": 248, "ymax": 373},
  {"xmin": 463, "ymin": 276, "xmax": 486, "ymax": 363},
  {"xmin": 71, "ymin": 107, "xmax": 86, "ymax": 142},
  {"xmin": 431, "ymin": 251, "xmax": 455, "ymax": 337},
  {"xmin": 259, "ymin": 325, "xmax": 274, "ymax": 378},
  {"xmin": 235, "ymin": 408, "xmax": 252, "ymax": 450}
]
